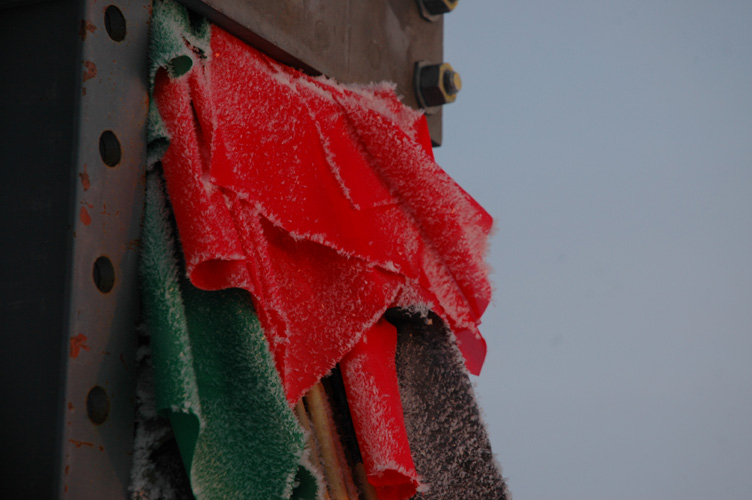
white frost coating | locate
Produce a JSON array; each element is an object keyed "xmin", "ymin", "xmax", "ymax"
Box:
[
  {"xmin": 313, "ymin": 75, "xmax": 396, "ymax": 96},
  {"xmin": 344, "ymin": 355, "xmax": 400, "ymax": 463},
  {"xmin": 333, "ymin": 90, "xmax": 423, "ymax": 142},
  {"xmin": 170, "ymin": 402, "xmax": 198, "ymax": 415},
  {"xmin": 378, "ymin": 260, "xmax": 402, "ymax": 275},
  {"xmin": 393, "ymin": 289, "xmax": 433, "ymax": 319},
  {"xmin": 283, "ymin": 283, "xmax": 403, "ymax": 402},
  {"xmin": 308, "ymin": 115, "xmax": 359, "ymax": 210},
  {"xmin": 311, "ymin": 75, "xmax": 423, "ymax": 137},
  {"xmin": 416, "ymin": 482, "xmax": 430, "ymax": 493},
  {"xmin": 130, "ymin": 340, "xmax": 183, "ymax": 500},
  {"xmin": 341, "ymin": 347, "xmax": 421, "ymax": 494},
  {"xmin": 160, "ymin": 26, "xmax": 492, "ymax": 417},
  {"xmin": 296, "ymin": 426, "xmax": 328, "ymax": 500}
]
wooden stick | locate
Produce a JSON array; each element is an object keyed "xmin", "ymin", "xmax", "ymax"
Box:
[
  {"xmin": 353, "ymin": 462, "xmax": 379, "ymax": 500},
  {"xmin": 305, "ymin": 381, "xmax": 351, "ymax": 500}
]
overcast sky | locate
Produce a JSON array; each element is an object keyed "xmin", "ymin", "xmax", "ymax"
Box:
[{"xmin": 434, "ymin": 2, "xmax": 752, "ymax": 499}]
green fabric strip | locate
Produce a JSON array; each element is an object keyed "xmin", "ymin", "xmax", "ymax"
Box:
[
  {"xmin": 147, "ymin": 0, "xmax": 211, "ymax": 166},
  {"xmin": 141, "ymin": 170, "xmax": 319, "ymax": 499},
  {"xmin": 144, "ymin": 2, "xmax": 322, "ymax": 497}
]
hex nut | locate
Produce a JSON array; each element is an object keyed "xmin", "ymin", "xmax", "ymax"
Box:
[
  {"xmin": 424, "ymin": 0, "xmax": 458, "ymax": 15},
  {"xmin": 415, "ymin": 62, "xmax": 462, "ymax": 108},
  {"xmin": 417, "ymin": 0, "xmax": 458, "ymax": 21}
]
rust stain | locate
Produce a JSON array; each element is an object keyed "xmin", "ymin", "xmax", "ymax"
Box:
[
  {"xmin": 65, "ymin": 465, "xmax": 70, "ymax": 475},
  {"xmin": 82, "ymin": 87, "xmax": 87, "ymax": 96},
  {"xmin": 68, "ymin": 402, "xmax": 74, "ymax": 411},
  {"xmin": 69, "ymin": 333, "xmax": 90, "ymax": 359},
  {"xmin": 64, "ymin": 485, "xmax": 68, "ymax": 493},
  {"xmin": 120, "ymin": 353, "xmax": 128, "ymax": 369},
  {"xmin": 82, "ymin": 60, "xmax": 97, "ymax": 82},
  {"xmin": 79, "ymin": 164, "xmax": 90, "ymax": 191},
  {"xmin": 102, "ymin": 351, "xmax": 111, "ymax": 355},
  {"xmin": 79, "ymin": 19, "xmax": 97, "ymax": 41},
  {"xmin": 125, "ymin": 239, "xmax": 141, "ymax": 251},
  {"xmin": 102, "ymin": 202, "xmax": 108, "ymax": 215},
  {"xmin": 68, "ymin": 439, "xmax": 94, "ymax": 448},
  {"xmin": 99, "ymin": 445, "xmax": 105, "ymax": 452},
  {"xmin": 79, "ymin": 207, "xmax": 91, "ymax": 226}
]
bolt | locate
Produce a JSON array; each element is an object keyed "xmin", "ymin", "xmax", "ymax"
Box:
[
  {"xmin": 443, "ymin": 69, "xmax": 462, "ymax": 96},
  {"xmin": 414, "ymin": 62, "xmax": 462, "ymax": 109},
  {"xmin": 417, "ymin": 0, "xmax": 458, "ymax": 21}
]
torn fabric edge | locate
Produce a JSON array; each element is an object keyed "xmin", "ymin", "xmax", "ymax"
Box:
[
  {"xmin": 147, "ymin": 2, "xmax": 495, "ymax": 499},
  {"xmin": 147, "ymin": 0, "xmax": 211, "ymax": 167},
  {"xmin": 153, "ymin": 22, "xmax": 492, "ymax": 406},
  {"xmin": 140, "ymin": 137, "xmax": 321, "ymax": 499}
]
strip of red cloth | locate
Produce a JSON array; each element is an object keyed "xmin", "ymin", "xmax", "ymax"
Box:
[
  {"xmin": 154, "ymin": 25, "xmax": 493, "ymax": 499},
  {"xmin": 340, "ymin": 319, "xmax": 420, "ymax": 500}
]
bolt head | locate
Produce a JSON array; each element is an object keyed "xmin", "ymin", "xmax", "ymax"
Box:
[
  {"xmin": 444, "ymin": 70, "xmax": 462, "ymax": 96},
  {"xmin": 418, "ymin": 0, "xmax": 459, "ymax": 17},
  {"xmin": 415, "ymin": 62, "xmax": 462, "ymax": 108}
]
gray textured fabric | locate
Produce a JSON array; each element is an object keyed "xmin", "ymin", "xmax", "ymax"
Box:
[{"xmin": 393, "ymin": 314, "xmax": 509, "ymax": 500}]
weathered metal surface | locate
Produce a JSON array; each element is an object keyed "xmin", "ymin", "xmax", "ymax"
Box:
[
  {"xmin": 59, "ymin": 0, "xmax": 150, "ymax": 497},
  {"xmin": 177, "ymin": 0, "xmax": 445, "ymax": 145},
  {"xmin": 0, "ymin": 0, "xmax": 149, "ymax": 497}
]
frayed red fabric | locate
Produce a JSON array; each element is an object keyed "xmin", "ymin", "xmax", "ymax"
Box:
[
  {"xmin": 340, "ymin": 319, "xmax": 420, "ymax": 500},
  {"xmin": 154, "ymin": 25, "xmax": 493, "ymax": 499},
  {"xmin": 155, "ymin": 26, "xmax": 492, "ymax": 403}
]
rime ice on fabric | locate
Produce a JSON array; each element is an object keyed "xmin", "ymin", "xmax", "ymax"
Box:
[
  {"xmin": 154, "ymin": 24, "xmax": 493, "ymax": 499},
  {"xmin": 155, "ymin": 25, "xmax": 492, "ymax": 404},
  {"xmin": 340, "ymin": 319, "xmax": 421, "ymax": 500}
]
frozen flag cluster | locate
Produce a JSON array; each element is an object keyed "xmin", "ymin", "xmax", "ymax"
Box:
[{"xmin": 134, "ymin": 1, "xmax": 508, "ymax": 499}]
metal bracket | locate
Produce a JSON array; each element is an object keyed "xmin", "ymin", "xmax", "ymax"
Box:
[{"xmin": 59, "ymin": 0, "xmax": 150, "ymax": 497}]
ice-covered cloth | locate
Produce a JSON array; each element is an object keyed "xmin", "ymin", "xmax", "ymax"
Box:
[
  {"xmin": 139, "ymin": 169, "xmax": 320, "ymax": 500},
  {"xmin": 153, "ymin": 24, "xmax": 493, "ymax": 407},
  {"xmin": 339, "ymin": 319, "xmax": 420, "ymax": 500},
  {"xmin": 150, "ymin": 7, "xmax": 494, "ymax": 498},
  {"xmin": 394, "ymin": 314, "xmax": 509, "ymax": 500}
]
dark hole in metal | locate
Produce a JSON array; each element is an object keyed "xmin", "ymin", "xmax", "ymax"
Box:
[
  {"xmin": 93, "ymin": 256, "xmax": 115, "ymax": 293},
  {"xmin": 86, "ymin": 386, "xmax": 110, "ymax": 425},
  {"xmin": 104, "ymin": 5, "xmax": 127, "ymax": 42},
  {"xmin": 99, "ymin": 130, "xmax": 122, "ymax": 167}
]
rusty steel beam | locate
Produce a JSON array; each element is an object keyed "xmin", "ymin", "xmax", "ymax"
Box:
[{"xmin": 0, "ymin": 0, "xmax": 149, "ymax": 497}]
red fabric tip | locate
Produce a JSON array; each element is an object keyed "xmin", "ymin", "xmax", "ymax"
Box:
[
  {"xmin": 340, "ymin": 319, "xmax": 420, "ymax": 500},
  {"xmin": 154, "ymin": 25, "xmax": 493, "ymax": 403}
]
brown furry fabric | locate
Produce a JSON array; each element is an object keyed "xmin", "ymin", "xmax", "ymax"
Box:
[{"xmin": 393, "ymin": 313, "xmax": 509, "ymax": 500}]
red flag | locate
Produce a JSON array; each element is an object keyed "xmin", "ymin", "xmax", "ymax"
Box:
[{"xmin": 154, "ymin": 25, "xmax": 493, "ymax": 499}]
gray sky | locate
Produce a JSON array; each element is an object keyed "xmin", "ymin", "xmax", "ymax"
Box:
[{"xmin": 434, "ymin": 2, "xmax": 752, "ymax": 499}]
